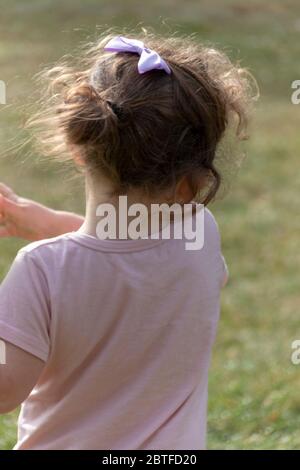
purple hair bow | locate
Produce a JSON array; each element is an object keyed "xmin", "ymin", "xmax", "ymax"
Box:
[{"xmin": 104, "ymin": 36, "xmax": 172, "ymax": 75}]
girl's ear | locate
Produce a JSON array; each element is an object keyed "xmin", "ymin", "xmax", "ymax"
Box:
[
  {"xmin": 175, "ymin": 175, "xmax": 198, "ymax": 204},
  {"xmin": 68, "ymin": 144, "xmax": 86, "ymax": 167}
]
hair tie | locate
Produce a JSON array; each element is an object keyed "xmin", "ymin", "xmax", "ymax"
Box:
[{"xmin": 107, "ymin": 100, "xmax": 124, "ymax": 119}]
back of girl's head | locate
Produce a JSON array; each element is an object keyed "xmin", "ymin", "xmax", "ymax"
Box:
[{"xmin": 30, "ymin": 29, "xmax": 256, "ymax": 204}]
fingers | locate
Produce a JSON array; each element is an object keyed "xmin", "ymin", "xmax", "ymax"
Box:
[
  {"xmin": 0, "ymin": 194, "xmax": 22, "ymax": 219},
  {"xmin": 0, "ymin": 183, "xmax": 18, "ymax": 201},
  {"xmin": 0, "ymin": 195, "xmax": 23, "ymax": 238},
  {"xmin": 0, "ymin": 196, "xmax": 11, "ymax": 238}
]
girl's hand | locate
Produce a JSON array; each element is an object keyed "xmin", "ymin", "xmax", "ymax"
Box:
[{"xmin": 0, "ymin": 183, "xmax": 84, "ymax": 241}]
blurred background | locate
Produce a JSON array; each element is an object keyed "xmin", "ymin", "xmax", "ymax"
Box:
[{"xmin": 1, "ymin": 0, "xmax": 300, "ymax": 450}]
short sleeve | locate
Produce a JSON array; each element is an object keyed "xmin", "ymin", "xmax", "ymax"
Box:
[
  {"xmin": 214, "ymin": 224, "xmax": 229, "ymax": 288},
  {"xmin": 0, "ymin": 249, "xmax": 50, "ymax": 361},
  {"xmin": 220, "ymin": 253, "xmax": 229, "ymax": 287},
  {"xmin": 204, "ymin": 208, "xmax": 229, "ymax": 288}
]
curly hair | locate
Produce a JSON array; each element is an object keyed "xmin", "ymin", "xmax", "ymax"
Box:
[{"xmin": 28, "ymin": 29, "xmax": 257, "ymax": 204}]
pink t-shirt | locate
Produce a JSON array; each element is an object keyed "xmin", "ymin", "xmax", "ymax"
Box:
[{"xmin": 0, "ymin": 208, "xmax": 227, "ymax": 450}]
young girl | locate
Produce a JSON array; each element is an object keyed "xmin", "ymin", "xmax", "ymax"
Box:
[{"xmin": 0, "ymin": 32, "xmax": 252, "ymax": 450}]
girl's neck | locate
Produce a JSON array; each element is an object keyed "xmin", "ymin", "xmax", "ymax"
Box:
[{"xmin": 78, "ymin": 173, "xmax": 176, "ymax": 239}]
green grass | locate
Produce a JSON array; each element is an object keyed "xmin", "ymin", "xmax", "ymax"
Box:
[{"xmin": 1, "ymin": 0, "xmax": 300, "ymax": 450}]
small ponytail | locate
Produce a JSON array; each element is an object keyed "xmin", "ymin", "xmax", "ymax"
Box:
[{"xmin": 60, "ymin": 84, "xmax": 119, "ymax": 147}]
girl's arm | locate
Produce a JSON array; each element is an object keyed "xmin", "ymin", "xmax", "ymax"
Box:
[
  {"xmin": 0, "ymin": 183, "xmax": 84, "ymax": 241},
  {"xmin": 0, "ymin": 340, "xmax": 44, "ymax": 414}
]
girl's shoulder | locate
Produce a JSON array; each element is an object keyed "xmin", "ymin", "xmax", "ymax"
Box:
[
  {"xmin": 19, "ymin": 232, "xmax": 75, "ymax": 256},
  {"xmin": 202, "ymin": 206, "xmax": 222, "ymax": 245}
]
